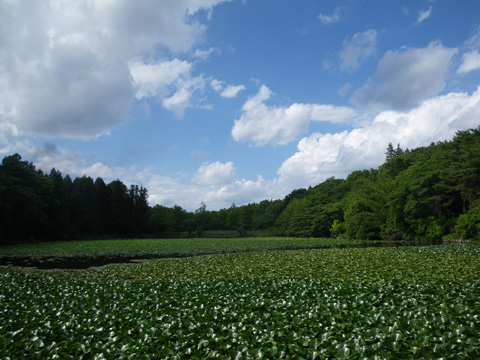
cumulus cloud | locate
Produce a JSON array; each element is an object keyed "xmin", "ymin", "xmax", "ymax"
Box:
[
  {"xmin": 0, "ymin": 0, "xmax": 227, "ymax": 140},
  {"xmin": 22, "ymin": 86, "xmax": 480, "ymax": 212},
  {"xmin": 278, "ymin": 87, "xmax": 480, "ymax": 190},
  {"xmin": 144, "ymin": 164, "xmax": 276, "ymax": 211},
  {"xmin": 318, "ymin": 6, "xmax": 346, "ymax": 25},
  {"xmin": 146, "ymin": 173, "xmax": 281, "ymax": 211},
  {"xmin": 210, "ymin": 79, "xmax": 223, "ymax": 92},
  {"xmin": 162, "ymin": 75, "xmax": 207, "ymax": 118},
  {"xmin": 352, "ymin": 41, "xmax": 456, "ymax": 110},
  {"xmin": 145, "ymin": 82, "xmax": 480, "ymax": 209},
  {"xmin": 231, "ymin": 85, "xmax": 357, "ymax": 146},
  {"xmin": 191, "ymin": 161, "xmax": 235, "ymax": 186},
  {"xmin": 129, "ymin": 59, "xmax": 193, "ymax": 99},
  {"xmin": 340, "ymin": 29, "xmax": 377, "ymax": 71},
  {"xmin": 210, "ymin": 79, "xmax": 245, "ymax": 98},
  {"xmin": 458, "ymin": 50, "xmax": 480, "ymax": 74},
  {"xmin": 130, "ymin": 59, "xmax": 213, "ymax": 117},
  {"xmin": 25, "ymin": 142, "xmax": 127, "ymax": 180},
  {"xmin": 221, "ymin": 84, "xmax": 246, "ymax": 98}
]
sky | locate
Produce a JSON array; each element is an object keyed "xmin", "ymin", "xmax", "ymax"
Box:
[{"xmin": 1, "ymin": 0, "xmax": 480, "ymax": 211}]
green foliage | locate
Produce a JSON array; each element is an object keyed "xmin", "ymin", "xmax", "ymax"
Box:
[
  {"xmin": 2, "ymin": 126, "xmax": 480, "ymax": 242},
  {"xmin": 275, "ymin": 178, "xmax": 347, "ymax": 238},
  {"xmin": 274, "ymin": 127, "xmax": 480, "ymax": 241},
  {"xmin": 0, "ymin": 237, "xmax": 358, "ymax": 262},
  {"xmin": 0, "ymin": 154, "xmax": 57, "ymax": 243},
  {"xmin": 343, "ymin": 170, "xmax": 391, "ymax": 240},
  {"xmin": 0, "ymin": 154, "xmax": 150, "ymax": 243},
  {"xmin": 455, "ymin": 202, "xmax": 480, "ymax": 240},
  {"xmin": 1, "ymin": 244, "xmax": 480, "ymax": 358},
  {"xmin": 2, "ymin": 273, "xmax": 480, "ymax": 359},
  {"xmin": 330, "ymin": 219, "xmax": 346, "ymax": 238}
]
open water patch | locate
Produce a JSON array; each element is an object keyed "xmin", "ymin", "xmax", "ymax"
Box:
[{"xmin": 0, "ymin": 254, "xmax": 194, "ymax": 270}]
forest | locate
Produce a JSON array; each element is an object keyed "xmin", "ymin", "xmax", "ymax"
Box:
[{"xmin": 1, "ymin": 127, "xmax": 480, "ymax": 244}]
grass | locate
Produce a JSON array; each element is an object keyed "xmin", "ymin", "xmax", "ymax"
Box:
[{"xmin": 1, "ymin": 240, "xmax": 480, "ymax": 359}]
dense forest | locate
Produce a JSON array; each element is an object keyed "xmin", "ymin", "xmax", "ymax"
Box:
[{"xmin": 1, "ymin": 128, "xmax": 480, "ymax": 244}]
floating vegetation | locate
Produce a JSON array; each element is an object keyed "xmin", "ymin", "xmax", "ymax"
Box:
[{"xmin": 1, "ymin": 244, "xmax": 480, "ymax": 358}]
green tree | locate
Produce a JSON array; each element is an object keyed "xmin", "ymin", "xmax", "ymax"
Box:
[
  {"xmin": 47, "ymin": 168, "xmax": 72, "ymax": 239},
  {"xmin": 149, "ymin": 205, "xmax": 171, "ymax": 235},
  {"xmin": 225, "ymin": 203, "xmax": 239, "ymax": 230},
  {"xmin": 171, "ymin": 205, "xmax": 187, "ymax": 234},
  {"xmin": 94, "ymin": 178, "xmax": 109, "ymax": 235},
  {"xmin": 343, "ymin": 170, "xmax": 391, "ymax": 240},
  {"xmin": 128, "ymin": 185, "xmax": 149, "ymax": 234},
  {"xmin": 107, "ymin": 180, "xmax": 132, "ymax": 236},
  {"xmin": 454, "ymin": 201, "xmax": 480, "ymax": 240},
  {"xmin": 70, "ymin": 176, "xmax": 96, "ymax": 236},
  {"xmin": 0, "ymin": 154, "xmax": 56, "ymax": 243},
  {"xmin": 237, "ymin": 205, "xmax": 254, "ymax": 236},
  {"xmin": 194, "ymin": 202, "xmax": 207, "ymax": 236}
]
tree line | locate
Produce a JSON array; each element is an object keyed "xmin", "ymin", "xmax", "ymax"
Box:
[
  {"xmin": 0, "ymin": 154, "xmax": 149, "ymax": 244},
  {"xmin": 1, "ymin": 127, "xmax": 480, "ymax": 244},
  {"xmin": 274, "ymin": 128, "xmax": 480, "ymax": 241}
]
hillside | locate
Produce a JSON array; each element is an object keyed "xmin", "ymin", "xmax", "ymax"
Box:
[{"xmin": 1, "ymin": 128, "xmax": 480, "ymax": 243}]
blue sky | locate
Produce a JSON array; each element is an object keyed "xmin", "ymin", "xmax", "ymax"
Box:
[{"xmin": 1, "ymin": 0, "xmax": 480, "ymax": 211}]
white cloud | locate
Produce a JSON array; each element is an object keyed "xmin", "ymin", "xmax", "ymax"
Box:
[
  {"xmin": 139, "ymin": 82, "xmax": 480, "ymax": 209},
  {"xmin": 221, "ymin": 84, "xmax": 246, "ymax": 98},
  {"xmin": 193, "ymin": 48, "xmax": 216, "ymax": 59},
  {"xmin": 18, "ymin": 142, "xmax": 277, "ymax": 211},
  {"xmin": 318, "ymin": 7, "xmax": 346, "ymax": 25},
  {"xmin": 231, "ymin": 85, "xmax": 356, "ymax": 146},
  {"xmin": 184, "ymin": 0, "xmax": 232, "ymax": 15},
  {"xmin": 129, "ymin": 59, "xmax": 193, "ymax": 99},
  {"xmin": 21, "ymin": 86, "xmax": 480, "ymax": 212},
  {"xmin": 162, "ymin": 74, "xmax": 207, "ymax": 118},
  {"xmin": 0, "ymin": 0, "xmax": 227, "ymax": 140},
  {"xmin": 458, "ymin": 50, "xmax": 480, "ymax": 74},
  {"xmin": 25, "ymin": 142, "xmax": 127, "ymax": 180},
  {"xmin": 210, "ymin": 79, "xmax": 245, "ymax": 98},
  {"xmin": 192, "ymin": 161, "xmax": 235, "ymax": 186},
  {"xmin": 210, "ymin": 79, "xmax": 223, "ymax": 92},
  {"xmin": 352, "ymin": 41, "xmax": 456, "ymax": 110},
  {"xmin": 465, "ymin": 25, "xmax": 480, "ymax": 50},
  {"xmin": 146, "ymin": 173, "xmax": 281, "ymax": 211},
  {"xmin": 416, "ymin": 6, "xmax": 432, "ymax": 25},
  {"xmin": 278, "ymin": 87, "xmax": 480, "ymax": 190},
  {"xmin": 130, "ymin": 58, "xmax": 209, "ymax": 117},
  {"xmin": 340, "ymin": 29, "xmax": 377, "ymax": 71}
]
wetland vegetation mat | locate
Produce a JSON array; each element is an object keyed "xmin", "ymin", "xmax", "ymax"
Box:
[
  {"xmin": 0, "ymin": 237, "xmax": 427, "ymax": 269},
  {"xmin": 0, "ymin": 238, "xmax": 362, "ymax": 269},
  {"xmin": 1, "ymin": 241, "xmax": 480, "ymax": 359}
]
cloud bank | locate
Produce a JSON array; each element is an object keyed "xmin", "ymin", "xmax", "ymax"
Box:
[
  {"xmin": 23, "ymin": 85, "xmax": 480, "ymax": 212},
  {"xmin": 0, "ymin": 0, "xmax": 228, "ymax": 140},
  {"xmin": 192, "ymin": 161, "xmax": 235, "ymax": 186},
  {"xmin": 352, "ymin": 41, "xmax": 456, "ymax": 110},
  {"xmin": 279, "ymin": 87, "xmax": 480, "ymax": 189},
  {"xmin": 231, "ymin": 85, "xmax": 357, "ymax": 146}
]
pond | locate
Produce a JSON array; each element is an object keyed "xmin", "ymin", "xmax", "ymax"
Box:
[{"xmin": 0, "ymin": 239, "xmax": 449, "ymax": 270}]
